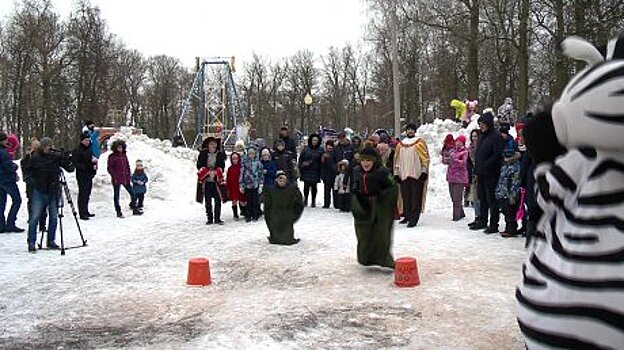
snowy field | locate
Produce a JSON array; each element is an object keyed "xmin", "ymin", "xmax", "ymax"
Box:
[{"xmin": 0, "ymin": 120, "xmax": 526, "ymax": 349}]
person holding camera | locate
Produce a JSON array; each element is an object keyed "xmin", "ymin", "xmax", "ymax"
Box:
[
  {"xmin": 73, "ymin": 132, "xmax": 97, "ymax": 220},
  {"xmin": 0, "ymin": 132, "xmax": 24, "ymax": 233},
  {"xmin": 27, "ymin": 137, "xmax": 75, "ymax": 252}
]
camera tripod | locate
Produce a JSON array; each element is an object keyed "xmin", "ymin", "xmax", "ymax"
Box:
[{"xmin": 38, "ymin": 171, "xmax": 88, "ymax": 255}]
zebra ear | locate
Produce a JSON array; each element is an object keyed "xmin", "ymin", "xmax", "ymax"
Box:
[{"xmin": 561, "ymin": 36, "xmax": 604, "ymax": 65}]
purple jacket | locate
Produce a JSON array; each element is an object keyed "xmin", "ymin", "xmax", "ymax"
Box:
[
  {"xmin": 107, "ymin": 151, "xmax": 132, "ymax": 186},
  {"xmin": 447, "ymin": 147, "xmax": 469, "ymax": 185}
]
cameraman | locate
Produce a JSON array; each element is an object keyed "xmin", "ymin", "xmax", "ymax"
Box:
[{"xmin": 27, "ymin": 137, "xmax": 74, "ymax": 253}]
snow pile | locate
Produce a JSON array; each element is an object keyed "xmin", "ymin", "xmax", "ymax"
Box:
[
  {"xmin": 415, "ymin": 118, "xmax": 477, "ymax": 210},
  {"xmin": 92, "ymin": 130, "xmax": 199, "ymax": 204}
]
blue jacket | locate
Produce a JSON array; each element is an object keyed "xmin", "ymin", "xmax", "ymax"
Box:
[
  {"xmin": 262, "ymin": 159, "xmax": 277, "ymax": 188},
  {"xmin": 0, "ymin": 146, "xmax": 18, "ymax": 184},
  {"xmin": 131, "ymin": 172, "xmax": 148, "ymax": 194},
  {"xmin": 239, "ymin": 155, "xmax": 264, "ymax": 189}
]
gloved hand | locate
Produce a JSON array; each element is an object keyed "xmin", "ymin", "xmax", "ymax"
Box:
[
  {"xmin": 258, "ymin": 185, "xmax": 263, "ymax": 194},
  {"xmin": 418, "ymin": 172, "xmax": 428, "ymax": 182}
]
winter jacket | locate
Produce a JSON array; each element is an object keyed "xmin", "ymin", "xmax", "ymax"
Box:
[
  {"xmin": 496, "ymin": 138, "xmax": 521, "ymax": 203},
  {"xmin": 475, "ymin": 128, "xmax": 504, "ymax": 176},
  {"xmin": 0, "ymin": 145, "xmax": 18, "ymax": 184},
  {"xmin": 73, "ymin": 143, "xmax": 96, "ymax": 179},
  {"xmin": 298, "ymin": 135, "xmax": 323, "ymax": 184},
  {"xmin": 334, "ymin": 172, "xmax": 350, "ymax": 194},
  {"xmin": 321, "ymin": 150, "xmax": 337, "ymax": 183},
  {"xmin": 272, "ymin": 148, "xmax": 297, "ymax": 181},
  {"xmin": 239, "ymin": 155, "xmax": 264, "ymax": 189},
  {"xmin": 261, "ymin": 159, "xmax": 278, "ymax": 188},
  {"xmin": 29, "ymin": 151, "xmax": 74, "ymax": 194},
  {"xmin": 226, "ymin": 153, "xmax": 246, "ymax": 202},
  {"xmin": 82, "ymin": 126, "xmax": 101, "ymax": 158},
  {"xmin": 107, "ymin": 151, "xmax": 132, "ymax": 186},
  {"xmin": 131, "ymin": 171, "xmax": 148, "ymax": 194},
  {"xmin": 447, "ymin": 146, "xmax": 469, "ymax": 185},
  {"xmin": 280, "ymin": 136, "xmax": 298, "ymax": 155},
  {"xmin": 333, "ymin": 142, "xmax": 354, "ymax": 164},
  {"xmin": 20, "ymin": 154, "xmax": 33, "ymax": 187}
]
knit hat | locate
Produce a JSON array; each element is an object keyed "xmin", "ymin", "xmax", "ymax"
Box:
[
  {"xmin": 0, "ymin": 132, "xmax": 7, "ymax": 142},
  {"xmin": 80, "ymin": 132, "xmax": 90, "ymax": 141},
  {"xmin": 261, "ymin": 148, "xmax": 271, "ymax": 158},
  {"xmin": 276, "ymin": 170, "xmax": 287, "ymax": 178},
  {"xmin": 85, "ymin": 120, "xmax": 94, "ymax": 127},
  {"xmin": 359, "ymin": 147, "xmax": 379, "ymax": 161},
  {"xmin": 478, "ymin": 112, "xmax": 495, "ymax": 128},
  {"xmin": 40, "ymin": 137, "xmax": 53, "ymax": 149},
  {"xmin": 456, "ymin": 135, "xmax": 467, "ymax": 145},
  {"xmin": 499, "ymin": 125, "xmax": 511, "ymax": 135},
  {"xmin": 405, "ymin": 123, "xmax": 418, "ymax": 131}
]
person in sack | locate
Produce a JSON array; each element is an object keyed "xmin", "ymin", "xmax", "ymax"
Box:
[
  {"xmin": 351, "ymin": 147, "xmax": 398, "ymax": 269},
  {"xmin": 131, "ymin": 160, "xmax": 148, "ymax": 210},
  {"xmin": 264, "ymin": 171, "xmax": 304, "ymax": 245},
  {"xmin": 197, "ymin": 137, "xmax": 226, "ymax": 225}
]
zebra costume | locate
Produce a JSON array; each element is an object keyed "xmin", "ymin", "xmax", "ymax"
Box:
[{"xmin": 517, "ymin": 36, "xmax": 624, "ymax": 349}]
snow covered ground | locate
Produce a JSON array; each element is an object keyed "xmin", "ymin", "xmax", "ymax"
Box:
[{"xmin": 0, "ymin": 121, "xmax": 526, "ymax": 349}]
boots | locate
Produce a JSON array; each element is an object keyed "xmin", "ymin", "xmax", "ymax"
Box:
[
  {"xmin": 232, "ymin": 205, "xmax": 239, "ymax": 220},
  {"xmin": 240, "ymin": 204, "xmax": 248, "ymax": 218},
  {"xmin": 132, "ymin": 208, "xmax": 143, "ymax": 216},
  {"xmin": 407, "ymin": 214, "xmax": 420, "ymax": 228}
]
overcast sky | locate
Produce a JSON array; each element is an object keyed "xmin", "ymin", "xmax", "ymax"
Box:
[{"xmin": 1, "ymin": 0, "xmax": 369, "ymax": 68}]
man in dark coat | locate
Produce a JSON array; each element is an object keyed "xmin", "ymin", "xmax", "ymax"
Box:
[
  {"xmin": 298, "ymin": 134, "xmax": 323, "ymax": 207},
  {"xmin": 333, "ymin": 132, "xmax": 354, "ymax": 164},
  {"xmin": 470, "ymin": 111, "xmax": 505, "ymax": 233},
  {"xmin": 351, "ymin": 147, "xmax": 398, "ymax": 268},
  {"xmin": 264, "ymin": 171, "xmax": 304, "ymax": 245},
  {"xmin": 272, "ymin": 139, "xmax": 297, "ymax": 183},
  {"xmin": 27, "ymin": 137, "xmax": 74, "ymax": 252},
  {"xmin": 278, "ymin": 126, "xmax": 298, "ymax": 156},
  {"xmin": 73, "ymin": 132, "xmax": 97, "ymax": 220},
  {"xmin": 0, "ymin": 132, "xmax": 24, "ymax": 233}
]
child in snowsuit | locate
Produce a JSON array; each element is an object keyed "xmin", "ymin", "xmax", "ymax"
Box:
[
  {"xmin": 447, "ymin": 135, "xmax": 469, "ymax": 221},
  {"xmin": 261, "ymin": 148, "xmax": 277, "ymax": 189},
  {"xmin": 226, "ymin": 152, "xmax": 246, "ymax": 220},
  {"xmin": 333, "ymin": 159, "xmax": 351, "ymax": 212},
  {"xmin": 264, "ymin": 171, "xmax": 304, "ymax": 245},
  {"xmin": 496, "ymin": 126, "xmax": 521, "ymax": 236},
  {"xmin": 239, "ymin": 146, "xmax": 264, "ymax": 222},
  {"xmin": 197, "ymin": 137, "xmax": 226, "ymax": 225},
  {"xmin": 131, "ymin": 160, "xmax": 148, "ymax": 209}
]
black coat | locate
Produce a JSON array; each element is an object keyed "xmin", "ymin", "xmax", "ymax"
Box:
[
  {"xmin": 29, "ymin": 151, "xmax": 75, "ymax": 194},
  {"xmin": 475, "ymin": 128, "xmax": 504, "ymax": 177},
  {"xmin": 280, "ymin": 136, "xmax": 298, "ymax": 155},
  {"xmin": 272, "ymin": 149, "xmax": 297, "ymax": 181},
  {"xmin": 73, "ymin": 143, "xmax": 96, "ymax": 179},
  {"xmin": 197, "ymin": 150, "xmax": 226, "ymax": 170},
  {"xmin": 333, "ymin": 142, "xmax": 354, "ymax": 164},
  {"xmin": 298, "ymin": 136, "xmax": 323, "ymax": 183},
  {"xmin": 321, "ymin": 150, "xmax": 337, "ymax": 183}
]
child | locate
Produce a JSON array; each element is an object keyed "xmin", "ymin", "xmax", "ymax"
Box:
[
  {"xmin": 333, "ymin": 160, "xmax": 351, "ymax": 212},
  {"xmin": 264, "ymin": 171, "xmax": 304, "ymax": 245},
  {"xmin": 261, "ymin": 148, "xmax": 277, "ymax": 189},
  {"xmin": 226, "ymin": 152, "xmax": 246, "ymax": 220},
  {"xmin": 351, "ymin": 147, "xmax": 398, "ymax": 268},
  {"xmin": 239, "ymin": 146, "xmax": 264, "ymax": 222},
  {"xmin": 197, "ymin": 137, "xmax": 226, "ymax": 225},
  {"xmin": 466, "ymin": 129, "xmax": 481, "ymax": 225},
  {"xmin": 447, "ymin": 135, "xmax": 469, "ymax": 221},
  {"xmin": 496, "ymin": 126, "xmax": 521, "ymax": 236},
  {"xmin": 131, "ymin": 160, "xmax": 148, "ymax": 209},
  {"xmin": 441, "ymin": 134, "xmax": 455, "ymax": 165},
  {"xmin": 108, "ymin": 140, "xmax": 141, "ymax": 217},
  {"xmin": 320, "ymin": 140, "xmax": 337, "ymax": 208}
]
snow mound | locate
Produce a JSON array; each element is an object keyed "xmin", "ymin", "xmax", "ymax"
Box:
[{"xmin": 93, "ymin": 131, "xmax": 199, "ymax": 204}]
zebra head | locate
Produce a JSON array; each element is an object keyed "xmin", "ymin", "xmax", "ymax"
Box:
[{"xmin": 552, "ymin": 35, "xmax": 624, "ymax": 152}]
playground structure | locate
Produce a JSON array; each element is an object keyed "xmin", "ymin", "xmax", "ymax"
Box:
[{"xmin": 173, "ymin": 56, "xmax": 248, "ymax": 149}]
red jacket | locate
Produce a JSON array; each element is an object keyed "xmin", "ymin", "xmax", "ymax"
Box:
[
  {"xmin": 107, "ymin": 151, "xmax": 132, "ymax": 186},
  {"xmin": 226, "ymin": 162, "xmax": 246, "ymax": 202}
]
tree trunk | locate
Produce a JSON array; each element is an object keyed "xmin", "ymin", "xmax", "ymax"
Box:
[
  {"xmin": 467, "ymin": 0, "xmax": 480, "ymax": 99},
  {"xmin": 517, "ymin": 0, "xmax": 529, "ymax": 115},
  {"xmin": 553, "ymin": 0, "xmax": 568, "ymax": 96}
]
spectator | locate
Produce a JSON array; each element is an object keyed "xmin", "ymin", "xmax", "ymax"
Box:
[{"xmin": 0, "ymin": 132, "xmax": 24, "ymax": 234}]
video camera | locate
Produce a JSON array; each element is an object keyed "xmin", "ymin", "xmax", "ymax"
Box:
[{"xmin": 50, "ymin": 147, "xmax": 75, "ymax": 172}]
